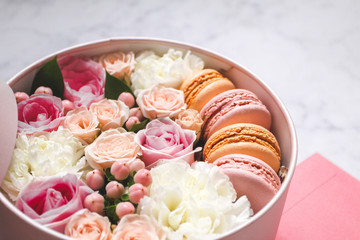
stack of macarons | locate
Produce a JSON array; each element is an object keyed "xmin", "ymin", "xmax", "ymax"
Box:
[{"xmin": 182, "ymin": 69, "xmax": 282, "ymax": 213}]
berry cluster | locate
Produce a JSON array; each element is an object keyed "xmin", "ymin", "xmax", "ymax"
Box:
[
  {"xmin": 117, "ymin": 92, "xmax": 145, "ymax": 130},
  {"xmin": 84, "ymin": 159, "xmax": 152, "ymax": 223}
]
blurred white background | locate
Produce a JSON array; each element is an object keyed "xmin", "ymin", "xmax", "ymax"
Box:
[{"xmin": 1, "ymin": 0, "xmax": 360, "ymax": 178}]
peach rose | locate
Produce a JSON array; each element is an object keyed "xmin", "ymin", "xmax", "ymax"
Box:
[
  {"xmin": 175, "ymin": 109, "xmax": 203, "ymax": 139},
  {"xmin": 96, "ymin": 51, "xmax": 136, "ymax": 84},
  {"xmin": 63, "ymin": 106, "xmax": 100, "ymax": 144},
  {"xmin": 136, "ymin": 85, "xmax": 186, "ymax": 120},
  {"xmin": 112, "ymin": 214, "xmax": 166, "ymax": 240},
  {"xmin": 85, "ymin": 128, "xmax": 141, "ymax": 170},
  {"xmin": 89, "ymin": 99, "xmax": 130, "ymax": 131},
  {"xmin": 65, "ymin": 209, "xmax": 112, "ymax": 240}
]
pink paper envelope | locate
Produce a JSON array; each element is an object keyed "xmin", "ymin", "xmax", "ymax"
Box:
[{"xmin": 276, "ymin": 153, "xmax": 360, "ymax": 240}]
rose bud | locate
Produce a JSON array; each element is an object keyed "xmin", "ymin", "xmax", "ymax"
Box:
[
  {"xmin": 84, "ymin": 192, "xmax": 105, "ymax": 214},
  {"xmin": 134, "ymin": 169, "xmax": 152, "ymax": 187},
  {"xmin": 116, "ymin": 202, "xmax": 135, "ymax": 219},
  {"xmin": 128, "ymin": 183, "xmax": 148, "ymax": 204},
  {"xmin": 14, "ymin": 92, "xmax": 29, "ymax": 103},
  {"xmin": 86, "ymin": 170, "xmax": 105, "ymax": 190},
  {"xmin": 129, "ymin": 107, "xmax": 144, "ymax": 121},
  {"xmin": 35, "ymin": 86, "xmax": 53, "ymax": 95},
  {"xmin": 111, "ymin": 161, "xmax": 130, "ymax": 180},
  {"xmin": 129, "ymin": 158, "xmax": 145, "ymax": 176},
  {"xmin": 118, "ymin": 92, "xmax": 135, "ymax": 108},
  {"xmin": 106, "ymin": 181, "xmax": 125, "ymax": 199},
  {"xmin": 62, "ymin": 100, "xmax": 75, "ymax": 115},
  {"xmin": 125, "ymin": 116, "xmax": 140, "ymax": 130}
]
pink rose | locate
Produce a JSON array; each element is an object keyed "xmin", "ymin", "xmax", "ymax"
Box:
[
  {"xmin": 85, "ymin": 128, "xmax": 141, "ymax": 170},
  {"xmin": 135, "ymin": 118, "xmax": 197, "ymax": 167},
  {"xmin": 65, "ymin": 209, "xmax": 112, "ymax": 240},
  {"xmin": 16, "ymin": 174, "xmax": 93, "ymax": 233},
  {"xmin": 96, "ymin": 51, "xmax": 136, "ymax": 84},
  {"xmin": 136, "ymin": 85, "xmax": 186, "ymax": 120},
  {"xmin": 63, "ymin": 106, "xmax": 100, "ymax": 144},
  {"xmin": 175, "ymin": 109, "xmax": 203, "ymax": 139},
  {"xmin": 17, "ymin": 94, "xmax": 64, "ymax": 134},
  {"xmin": 58, "ymin": 55, "xmax": 105, "ymax": 108},
  {"xmin": 112, "ymin": 214, "xmax": 166, "ymax": 240},
  {"xmin": 89, "ymin": 99, "xmax": 130, "ymax": 131}
]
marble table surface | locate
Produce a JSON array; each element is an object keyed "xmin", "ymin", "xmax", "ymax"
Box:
[{"xmin": 1, "ymin": 0, "xmax": 359, "ymax": 179}]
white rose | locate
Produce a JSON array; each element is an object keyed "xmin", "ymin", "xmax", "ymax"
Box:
[
  {"xmin": 1, "ymin": 127, "xmax": 86, "ymax": 201},
  {"xmin": 131, "ymin": 49, "xmax": 204, "ymax": 90},
  {"xmin": 138, "ymin": 161, "xmax": 253, "ymax": 239}
]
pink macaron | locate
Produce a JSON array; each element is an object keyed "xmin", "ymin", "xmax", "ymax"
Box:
[
  {"xmin": 213, "ymin": 154, "xmax": 281, "ymax": 213},
  {"xmin": 200, "ymin": 89, "xmax": 271, "ymax": 140}
]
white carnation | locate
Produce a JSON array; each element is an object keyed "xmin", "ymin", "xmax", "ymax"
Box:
[
  {"xmin": 131, "ymin": 49, "xmax": 204, "ymax": 90},
  {"xmin": 1, "ymin": 127, "xmax": 87, "ymax": 201},
  {"xmin": 138, "ymin": 161, "xmax": 253, "ymax": 240}
]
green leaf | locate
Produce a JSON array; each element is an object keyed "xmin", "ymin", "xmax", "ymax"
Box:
[
  {"xmin": 128, "ymin": 119, "xmax": 149, "ymax": 133},
  {"xmin": 104, "ymin": 168, "xmax": 115, "ymax": 182},
  {"xmin": 105, "ymin": 71, "xmax": 135, "ymax": 100},
  {"xmin": 120, "ymin": 193, "xmax": 129, "ymax": 202},
  {"xmin": 104, "ymin": 204, "xmax": 119, "ymax": 224},
  {"xmin": 30, "ymin": 56, "xmax": 64, "ymax": 98}
]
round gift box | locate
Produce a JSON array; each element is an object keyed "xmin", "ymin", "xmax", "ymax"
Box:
[{"xmin": 0, "ymin": 38, "xmax": 297, "ymax": 240}]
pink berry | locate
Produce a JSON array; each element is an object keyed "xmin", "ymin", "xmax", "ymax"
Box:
[
  {"xmin": 35, "ymin": 86, "xmax": 53, "ymax": 95},
  {"xmin": 106, "ymin": 181, "xmax": 125, "ymax": 199},
  {"xmin": 62, "ymin": 100, "xmax": 75, "ymax": 115},
  {"xmin": 14, "ymin": 92, "xmax": 29, "ymax": 103},
  {"xmin": 129, "ymin": 107, "xmax": 144, "ymax": 121},
  {"xmin": 84, "ymin": 193, "xmax": 104, "ymax": 214},
  {"xmin": 126, "ymin": 116, "xmax": 140, "ymax": 130},
  {"xmin": 116, "ymin": 202, "xmax": 135, "ymax": 219},
  {"xmin": 128, "ymin": 183, "xmax": 148, "ymax": 204},
  {"xmin": 129, "ymin": 159, "xmax": 145, "ymax": 175},
  {"xmin": 118, "ymin": 92, "xmax": 135, "ymax": 108},
  {"xmin": 111, "ymin": 161, "xmax": 130, "ymax": 180},
  {"xmin": 86, "ymin": 170, "xmax": 105, "ymax": 190},
  {"xmin": 134, "ymin": 169, "xmax": 152, "ymax": 187}
]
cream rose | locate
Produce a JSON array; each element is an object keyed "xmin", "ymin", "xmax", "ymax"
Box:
[
  {"xmin": 175, "ymin": 109, "xmax": 203, "ymax": 139},
  {"xmin": 65, "ymin": 209, "xmax": 112, "ymax": 240},
  {"xmin": 96, "ymin": 51, "xmax": 136, "ymax": 84},
  {"xmin": 131, "ymin": 49, "xmax": 204, "ymax": 90},
  {"xmin": 112, "ymin": 214, "xmax": 166, "ymax": 240},
  {"xmin": 138, "ymin": 161, "xmax": 253, "ymax": 239},
  {"xmin": 85, "ymin": 128, "xmax": 141, "ymax": 170},
  {"xmin": 136, "ymin": 85, "xmax": 186, "ymax": 120},
  {"xmin": 63, "ymin": 106, "xmax": 100, "ymax": 144},
  {"xmin": 1, "ymin": 127, "xmax": 86, "ymax": 201},
  {"xmin": 89, "ymin": 99, "xmax": 130, "ymax": 131}
]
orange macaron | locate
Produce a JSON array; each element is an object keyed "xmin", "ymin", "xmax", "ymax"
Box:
[
  {"xmin": 180, "ymin": 69, "xmax": 235, "ymax": 112},
  {"xmin": 203, "ymin": 123, "xmax": 281, "ymax": 172}
]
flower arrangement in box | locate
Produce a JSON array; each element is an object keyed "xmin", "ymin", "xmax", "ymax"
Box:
[{"xmin": 1, "ymin": 47, "xmax": 286, "ymax": 240}]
